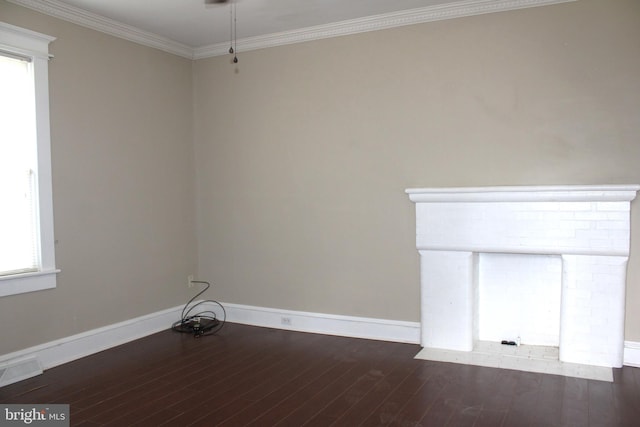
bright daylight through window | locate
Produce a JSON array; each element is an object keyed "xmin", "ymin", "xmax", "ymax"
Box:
[
  {"xmin": 0, "ymin": 22, "xmax": 58, "ymax": 297},
  {"xmin": 0, "ymin": 54, "xmax": 38, "ymax": 275}
]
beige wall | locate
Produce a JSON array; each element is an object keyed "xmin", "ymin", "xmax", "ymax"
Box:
[
  {"xmin": 0, "ymin": 1, "xmax": 196, "ymax": 354},
  {"xmin": 194, "ymin": 0, "xmax": 640, "ymax": 338},
  {"xmin": 1, "ymin": 0, "xmax": 639, "ymax": 357}
]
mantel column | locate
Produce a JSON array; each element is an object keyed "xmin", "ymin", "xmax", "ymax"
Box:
[
  {"xmin": 419, "ymin": 250, "xmax": 476, "ymax": 351},
  {"xmin": 560, "ymin": 254, "xmax": 628, "ymax": 368}
]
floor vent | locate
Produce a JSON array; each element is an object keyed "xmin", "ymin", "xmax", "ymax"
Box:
[{"xmin": 0, "ymin": 357, "xmax": 43, "ymax": 388}]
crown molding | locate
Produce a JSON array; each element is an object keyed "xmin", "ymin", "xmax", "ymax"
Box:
[
  {"xmin": 8, "ymin": 0, "xmax": 576, "ymax": 60},
  {"xmin": 6, "ymin": 0, "xmax": 194, "ymax": 58},
  {"xmin": 193, "ymin": 0, "xmax": 576, "ymax": 59}
]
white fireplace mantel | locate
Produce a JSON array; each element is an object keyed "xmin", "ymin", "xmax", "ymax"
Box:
[{"xmin": 406, "ymin": 184, "xmax": 639, "ymax": 370}]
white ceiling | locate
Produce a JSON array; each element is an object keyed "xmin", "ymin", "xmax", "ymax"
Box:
[
  {"xmin": 6, "ymin": 0, "xmax": 574, "ymax": 58},
  {"xmin": 55, "ymin": 0, "xmax": 461, "ymax": 47}
]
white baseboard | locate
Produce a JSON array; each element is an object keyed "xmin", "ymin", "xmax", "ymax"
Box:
[
  {"xmin": 222, "ymin": 303, "xmax": 421, "ymax": 344},
  {"xmin": 0, "ymin": 305, "xmax": 184, "ymax": 375},
  {"xmin": 624, "ymin": 341, "xmax": 640, "ymax": 367},
  {"xmin": 1, "ymin": 301, "xmax": 637, "ymax": 388},
  {"xmin": 0, "ymin": 302, "xmax": 420, "ymax": 387}
]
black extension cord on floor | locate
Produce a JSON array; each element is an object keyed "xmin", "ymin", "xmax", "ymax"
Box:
[
  {"xmin": 172, "ymin": 280, "xmax": 225, "ymax": 337},
  {"xmin": 173, "ymin": 317, "xmax": 220, "ymax": 337}
]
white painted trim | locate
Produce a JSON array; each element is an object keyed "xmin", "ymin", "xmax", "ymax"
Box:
[
  {"xmin": 0, "ymin": 305, "xmax": 184, "ymax": 373},
  {"xmin": 223, "ymin": 303, "xmax": 421, "ymax": 344},
  {"xmin": 624, "ymin": 341, "xmax": 640, "ymax": 368},
  {"xmin": 194, "ymin": 0, "xmax": 577, "ymax": 59},
  {"xmin": 406, "ymin": 184, "xmax": 640, "ymax": 203},
  {"xmin": 0, "ymin": 356, "xmax": 43, "ymax": 387},
  {"xmin": 5, "ymin": 0, "xmax": 194, "ymax": 59},
  {"xmin": 0, "ymin": 300, "xmax": 635, "ymax": 385},
  {"xmin": 0, "ymin": 269, "xmax": 60, "ymax": 298},
  {"xmin": 0, "ymin": 21, "xmax": 55, "ymax": 58},
  {"xmin": 0, "ymin": 21, "xmax": 59, "ymax": 298},
  {"xmin": 0, "ymin": 302, "xmax": 419, "ymax": 387},
  {"xmin": 7, "ymin": 0, "xmax": 576, "ymax": 60}
]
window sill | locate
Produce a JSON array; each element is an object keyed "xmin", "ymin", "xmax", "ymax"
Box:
[{"xmin": 0, "ymin": 269, "xmax": 60, "ymax": 297}]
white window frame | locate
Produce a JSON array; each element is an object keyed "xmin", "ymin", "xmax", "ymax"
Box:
[{"xmin": 0, "ymin": 22, "xmax": 59, "ymax": 297}]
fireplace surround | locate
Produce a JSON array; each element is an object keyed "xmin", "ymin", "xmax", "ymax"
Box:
[{"xmin": 406, "ymin": 185, "xmax": 639, "ymax": 371}]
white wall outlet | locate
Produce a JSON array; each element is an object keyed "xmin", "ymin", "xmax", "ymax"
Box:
[
  {"xmin": 187, "ymin": 274, "xmax": 194, "ymax": 288},
  {"xmin": 281, "ymin": 316, "xmax": 292, "ymax": 326}
]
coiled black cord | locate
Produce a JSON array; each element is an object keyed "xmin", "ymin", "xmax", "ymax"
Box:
[{"xmin": 171, "ymin": 280, "xmax": 226, "ymax": 337}]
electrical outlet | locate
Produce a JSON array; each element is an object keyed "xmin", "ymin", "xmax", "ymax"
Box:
[
  {"xmin": 187, "ymin": 274, "xmax": 194, "ymax": 288},
  {"xmin": 281, "ymin": 316, "xmax": 292, "ymax": 326}
]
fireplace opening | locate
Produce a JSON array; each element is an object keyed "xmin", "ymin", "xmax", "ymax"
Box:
[{"xmin": 477, "ymin": 253, "xmax": 562, "ymax": 348}]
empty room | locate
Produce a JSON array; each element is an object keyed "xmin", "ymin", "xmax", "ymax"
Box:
[{"xmin": 1, "ymin": 0, "xmax": 639, "ymax": 425}]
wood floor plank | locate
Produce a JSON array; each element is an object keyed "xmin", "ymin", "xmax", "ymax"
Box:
[
  {"xmin": 501, "ymin": 370, "xmax": 544, "ymax": 426},
  {"xmin": 421, "ymin": 364, "xmax": 484, "ymax": 427},
  {"xmin": 330, "ymin": 362, "xmax": 419, "ymax": 427},
  {"xmin": 258, "ymin": 358, "xmax": 361, "ymax": 426},
  {"xmin": 391, "ymin": 362, "xmax": 453, "ymax": 425},
  {"xmin": 530, "ymin": 374, "xmax": 565, "ymax": 426},
  {"xmin": 216, "ymin": 355, "xmax": 340, "ymax": 426},
  {"xmin": 560, "ymin": 376, "xmax": 589, "ymax": 427},
  {"xmin": 588, "ymin": 380, "xmax": 618, "ymax": 426},
  {"xmin": 473, "ymin": 408, "xmax": 508, "ymax": 427},
  {"xmin": 359, "ymin": 361, "xmax": 440, "ymax": 426},
  {"xmin": 258, "ymin": 358, "xmax": 373, "ymax": 424},
  {"xmin": 480, "ymin": 368, "xmax": 518, "ymax": 414},
  {"xmin": 611, "ymin": 367, "xmax": 640, "ymax": 427}
]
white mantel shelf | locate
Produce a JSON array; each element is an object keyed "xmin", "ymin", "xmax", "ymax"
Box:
[{"xmin": 406, "ymin": 185, "xmax": 640, "ymax": 203}]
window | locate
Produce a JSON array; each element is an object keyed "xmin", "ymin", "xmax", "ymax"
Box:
[{"xmin": 0, "ymin": 22, "xmax": 58, "ymax": 297}]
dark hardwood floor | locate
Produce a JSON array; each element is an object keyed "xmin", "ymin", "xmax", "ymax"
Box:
[{"xmin": 1, "ymin": 322, "xmax": 639, "ymax": 426}]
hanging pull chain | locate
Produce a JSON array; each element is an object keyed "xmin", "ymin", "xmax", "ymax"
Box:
[
  {"xmin": 233, "ymin": 1, "xmax": 238, "ymax": 63},
  {"xmin": 228, "ymin": 1, "xmax": 234, "ymax": 54}
]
